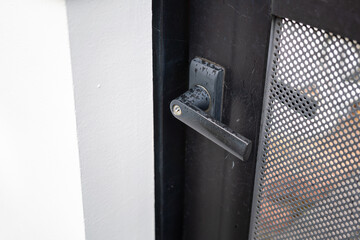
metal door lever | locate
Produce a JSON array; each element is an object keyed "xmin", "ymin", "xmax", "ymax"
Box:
[{"xmin": 170, "ymin": 58, "xmax": 252, "ymax": 161}]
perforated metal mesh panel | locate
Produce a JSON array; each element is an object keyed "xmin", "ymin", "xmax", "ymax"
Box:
[{"xmin": 250, "ymin": 18, "xmax": 360, "ymax": 239}]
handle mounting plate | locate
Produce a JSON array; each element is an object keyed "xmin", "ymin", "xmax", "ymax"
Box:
[{"xmin": 190, "ymin": 57, "xmax": 225, "ymax": 121}]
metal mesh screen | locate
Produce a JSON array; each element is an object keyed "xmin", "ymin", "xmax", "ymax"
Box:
[{"xmin": 250, "ymin": 18, "xmax": 360, "ymax": 239}]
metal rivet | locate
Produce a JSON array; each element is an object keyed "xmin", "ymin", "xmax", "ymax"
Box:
[{"xmin": 172, "ymin": 105, "xmax": 182, "ymax": 116}]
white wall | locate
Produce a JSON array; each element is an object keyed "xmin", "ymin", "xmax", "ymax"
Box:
[
  {"xmin": 0, "ymin": 1, "xmax": 85, "ymax": 240},
  {"xmin": 66, "ymin": 1, "xmax": 154, "ymax": 240}
]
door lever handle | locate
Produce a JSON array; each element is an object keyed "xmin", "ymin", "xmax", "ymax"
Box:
[{"xmin": 170, "ymin": 58, "xmax": 252, "ymax": 161}]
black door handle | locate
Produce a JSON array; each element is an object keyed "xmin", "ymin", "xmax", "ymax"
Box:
[{"xmin": 170, "ymin": 58, "xmax": 252, "ymax": 161}]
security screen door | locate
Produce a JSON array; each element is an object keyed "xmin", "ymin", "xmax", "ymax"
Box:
[
  {"xmin": 249, "ymin": 17, "xmax": 360, "ymax": 240},
  {"xmin": 154, "ymin": 1, "xmax": 360, "ymax": 240}
]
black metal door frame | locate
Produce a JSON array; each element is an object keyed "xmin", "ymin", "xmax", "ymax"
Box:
[{"xmin": 153, "ymin": 1, "xmax": 360, "ymax": 239}]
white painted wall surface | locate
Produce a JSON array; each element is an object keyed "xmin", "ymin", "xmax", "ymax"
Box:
[
  {"xmin": 0, "ymin": 1, "xmax": 85, "ymax": 240},
  {"xmin": 66, "ymin": 1, "xmax": 154, "ymax": 240}
]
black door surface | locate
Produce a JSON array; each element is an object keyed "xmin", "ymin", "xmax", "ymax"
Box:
[{"xmin": 153, "ymin": 1, "xmax": 360, "ymax": 239}]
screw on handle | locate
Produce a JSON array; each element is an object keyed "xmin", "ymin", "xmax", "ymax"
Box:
[
  {"xmin": 170, "ymin": 86, "xmax": 252, "ymax": 161},
  {"xmin": 172, "ymin": 105, "xmax": 182, "ymax": 116}
]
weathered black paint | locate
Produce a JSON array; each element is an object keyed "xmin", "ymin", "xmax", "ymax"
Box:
[{"xmin": 184, "ymin": 1, "xmax": 272, "ymax": 239}]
